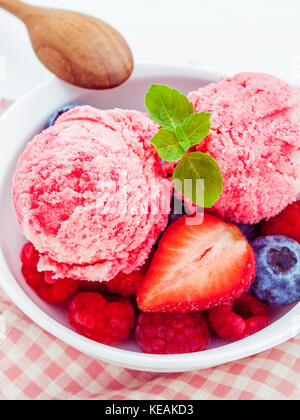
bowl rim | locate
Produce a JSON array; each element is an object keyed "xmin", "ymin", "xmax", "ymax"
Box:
[{"xmin": 0, "ymin": 62, "xmax": 299, "ymax": 372}]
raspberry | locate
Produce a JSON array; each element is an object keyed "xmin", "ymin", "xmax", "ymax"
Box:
[
  {"xmin": 261, "ymin": 201, "xmax": 300, "ymax": 244},
  {"xmin": 22, "ymin": 264, "xmax": 44, "ymax": 289},
  {"xmin": 136, "ymin": 312, "xmax": 210, "ymax": 354},
  {"xmin": 106, "ymin": 271, "xmax": 144, "ymax": 298},
  {"xmin": 20, "ymin": 242, "xmax": 78, "ymax": 303},
  {"xmin": 69, "ymin": 292, "xmax": 135, "ymax": 345},
  {"xmin": 78, "ymin": 281, "xmax": 107, "ymax": 294},
  {"xmin": 20, "ymin": 242, "xmax": 39, "ymax": 266},
  {"xmin": 208, "ymin": 293, "xmax": 270, "ymax": 341},
  {"xmin": 22, "ymin": 265, "xmax": 78, "ymax": 304}
]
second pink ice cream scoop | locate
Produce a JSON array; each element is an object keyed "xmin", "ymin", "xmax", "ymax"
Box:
[{"xmin": 189, "ymin": 73, "xmax": 300, "ymax": 224}]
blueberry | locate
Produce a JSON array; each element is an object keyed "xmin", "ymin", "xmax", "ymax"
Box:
[
  {"xmin": 250, "ymin": 235, "xmax": 300, "ymax": 306},
  {"xmin": 46, "ymin": 103, "xmax": 84, "ymax": 128},
  {"xmin": 236, "ymin": 223, "xmax": 258, "ymax": 242},
  {"xmin": 168, "ymin": 192, "xmax": 186, "ymax": 226},
  {"xmin": 167, "ymin": 190, "xmax": 196, "ymax": 226}
]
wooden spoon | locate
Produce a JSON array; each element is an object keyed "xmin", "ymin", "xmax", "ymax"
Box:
[{"xmin": 0, "ymin": 0, "xmax": 134, "ymax": 89}]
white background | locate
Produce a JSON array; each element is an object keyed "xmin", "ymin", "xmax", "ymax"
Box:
[{"xmin": 0, "ymin": 0, "xmax": 300, "ymax": 99}]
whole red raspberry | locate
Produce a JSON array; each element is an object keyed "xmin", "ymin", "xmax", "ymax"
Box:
[
  {"xmin": 69, "ymin": 292, "xmax": 135, "ymax": 345},
  {"xmin": 20, "ymin": 243, "xmax": 78, "ymax": 303},
  {"xmin": 22, "ymin": 264, "xmax": 44, "ymax": 289},
  {"xmin": 20, "ymin": 242, "xmax": 39, "ymax": 266},
  {"xmin": 106, "ymin": 271, "xmax": 144, "ymax": 298},
  {"xmin": 22, "ymin": 265, "xmax": 78, "ymax": 304},
  {"xmin": 136, "ymin": 312, "xmax": 210, "ymax": 354},
  {"xmin": 261, "ymin": 201, "xmax": 300, "ymax": 243},
  {"xmin": 78, "ymin": 281, "xmax": 107, "ymax": 294},
  {"xmin": 208, "ymin": 293, "xmax": 269, "ymax": 342}
]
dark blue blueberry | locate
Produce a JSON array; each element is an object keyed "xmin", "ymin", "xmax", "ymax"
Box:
[
  {"xmin": 168, "ymin": 193, "xmax": 185, "ymax": 226},
  {"xmin": 46, "ymin": 103, "xmax": 84, "ymax": 128},
  {"xmin": 250, "ymin": 235, "xmax": 300, "ymax": 306},
  {"xmin": 168, "ymin": 190, "xmax": 195, "ymax": 226},
  {"xmin": 235, "ymin": 223, "xmax": 259, "ymax": 242}
]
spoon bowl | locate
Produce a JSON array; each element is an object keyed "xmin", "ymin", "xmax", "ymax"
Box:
[{"xmin": 0, "ymin": 0, "xmax": 134, "ymax": 89}]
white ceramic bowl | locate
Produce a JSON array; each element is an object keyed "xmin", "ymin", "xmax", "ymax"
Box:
[{"xmin": 0, "ymin": 64, "xmax": 299, "ymax": 373}]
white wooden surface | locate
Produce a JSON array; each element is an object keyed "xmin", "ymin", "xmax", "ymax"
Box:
[{"xmin": 0, "ymin": 0, "xmax": 300, "ymax": 99}]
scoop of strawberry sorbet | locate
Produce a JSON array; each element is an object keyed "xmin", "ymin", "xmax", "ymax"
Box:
[
  {"xmin": 189, "ymin": 73, "xmax": 300, "ymax": 224},
  {"xmin": 13, "ymin": 106, "xmax": 171, "ymax": 282}
]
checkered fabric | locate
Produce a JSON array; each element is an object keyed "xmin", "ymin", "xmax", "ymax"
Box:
[
  {"xmin": 0, "ymin": 99, "xmax": 299, "ymax": 400},
  {"xmin": 0, "ymin": 290, "xmax": 299, "ymax": 400}
]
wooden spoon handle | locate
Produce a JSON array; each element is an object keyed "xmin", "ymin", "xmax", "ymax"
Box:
[{"xmin": 0, "ymin": 0, "xmax": 34, "ymax": 19}]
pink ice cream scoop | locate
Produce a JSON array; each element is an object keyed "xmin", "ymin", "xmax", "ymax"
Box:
[
  {"xmin": 189, "ymin": 73, "xmax": 300, "ymax": 224},
  {"xmin": 13, "ymin": 106, "xmax": 171, "ymax": 282}
]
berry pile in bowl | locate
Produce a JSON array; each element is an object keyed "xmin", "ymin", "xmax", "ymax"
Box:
[{"xmin": 0, "ymin": 65, "xmax": 299, "ymax": 371}]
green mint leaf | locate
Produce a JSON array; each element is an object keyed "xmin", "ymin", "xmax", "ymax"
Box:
[
  {"xmin": 175, "ymin": 126, "xmax": 191, "ymax": 152},
  {"xmin": 173, "ymin": 152, "xmax": 223, "ymax": 207},
  {"xmin": 145, "ymin": 84, "xmax": 223, "ymax": 206},
  {"xmin": 181, "ymin": 112, "xmax": 212, "ymax": 147},
  {"xmin": 145, "ymin": 84, "xmax": 194, "ymax": 130},
  {"xmin": 151, "ymin": 129, "xmax": 186, "ymax": 161}
]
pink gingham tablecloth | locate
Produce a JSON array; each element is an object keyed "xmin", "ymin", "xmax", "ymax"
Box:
[{"xmin": 0, "ymin": 99, "xmax": 299, "ymax": 401}]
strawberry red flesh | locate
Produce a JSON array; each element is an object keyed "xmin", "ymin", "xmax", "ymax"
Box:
[{"xmin": 137, "ymin": 214, "xmax": 256, "ymax": 313}]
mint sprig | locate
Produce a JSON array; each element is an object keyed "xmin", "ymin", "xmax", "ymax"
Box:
[
  {"xmin": 145, "ymin": 85, "xmax": 194, "ymax": 130},
  {"xmin": 145, "ymin": 84, "xmax": 223, "ymax": 208}
]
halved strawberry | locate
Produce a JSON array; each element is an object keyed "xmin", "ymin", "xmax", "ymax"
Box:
[{"xmin": 137, "ymin": 214, "xmax": 256, "ymax": 313}]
